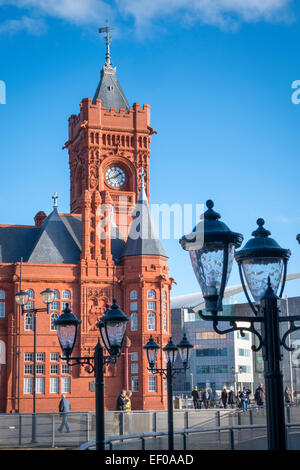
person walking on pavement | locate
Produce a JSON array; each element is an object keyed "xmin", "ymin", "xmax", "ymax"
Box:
[
  {"xmin": 203, "ymin": 389, "xmax": 211, "ymax": 409},
  {"xmin": 228, "ymin": 388, "xmax": 235, "ymax": 408},
  {"xmin": 221, "ymin": 388, "xmax": 228, "ymax": 409},
  {"xmin": 198, "ymin": 389, "xmax": 203, "ymax": 409},
  {"xmin": 58, "ymin": 394, "xmax": 71, "ymax": 433},
  {"xmin": 191, "ymin": 386, "xmax": 199, "ymax": 410},
  {"xmin": 116, "ymin": 389, "xmax": 128, "ymax": 411},
  {"xmin": 254, "ymin": 384, "xmax": 265, "ymax": 408},
  {"xmin": 240, "ymin": 387, "xmax": 248, "ymax": 412},
  {"xmin": 284, "ymin": 386, "xmax": 293, "ymax": 405}
]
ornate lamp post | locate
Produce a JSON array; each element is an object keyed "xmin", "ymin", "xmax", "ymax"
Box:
[
  {"xmin": 15, "ymin": 288, "xmax": 56, "ymax": 443},
  {"xmin": 180, "ymin": 200, "xmax": 300, "ymax": 451},
  {"xmin": 143, "ymin": 333, "xmax": 193, "ymax": 450},
  {"xmin": 54, "ymin": 299, "xmax": 128, "ymax": 451}
]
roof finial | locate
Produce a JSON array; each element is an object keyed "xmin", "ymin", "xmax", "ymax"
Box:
[
  {"xmin": 99, "ymin": 19, "xmax": 112, "ymax": 66},
  {"xmin": 140, "ymin": 167, "xmax": 146, "ymax": 190},
  {"xmin": 52, "ymin": 192, "xmax": 58, "ymax": 209}
]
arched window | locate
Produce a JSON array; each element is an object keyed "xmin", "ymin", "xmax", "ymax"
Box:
[
  {"xmin": 147, "ymin": 313, "xmax": 156, "ymax": 331},
  {"xmin": 0, "ymin": 290, "xmax": 5, "ymax": 318},
  {"xmin": 26, "ymin": 289, "xmax": 34, "ymax": 299},
  {"xmin": 62, "ymin": 290, "xmax": 71, "ymax": 300},
  {"xmin": 130, "ymin": 313, "xmax": 138, "ymax": 331},
  {"xmin": 0, "ymin": 340, "xmax": 6, "ymax": 365},
  {"xmin": 130, "ymin": 290, "xmax": 138, "ymax": 300},
  {"xmin": 147, "ymin": 290, "xmax": 156, "ymax": 299},
  {"xmin": 25, "ymin": 313, "xmax": 33, "ymax": 331},
  {"xmin": 50, "ymin": 313, "xmax": 59, "ymax": 331},
  {"xmin": 53, "ymin": 290, "xmax": 59, "ymax": 300}
]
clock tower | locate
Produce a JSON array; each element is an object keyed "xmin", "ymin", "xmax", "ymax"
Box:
[{"xmin": 65, "ymin": 27, "xmax": 155, "ymax": 239}]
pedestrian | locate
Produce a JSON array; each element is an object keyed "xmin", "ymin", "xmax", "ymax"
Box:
[
  {"xmin": 125, "ymin": 390, "xmax": 132, "ymax": 411},
  {"xmin": 116, "ymin": 389, "xmax": 128, "ymax": 411},
  {"xmin": 228, "ymin": 388, "xmax": 235, "ymax": 408},
  {"xmin": 191, "ymin": 386, "xmax": 199, "ymax": 410},
  {"xmin": 203, "ymin": 388, "xmax": 211, "ymax": 409},
  {"xmin": 284, "ymin": 386, "xmax": 293, "ymax": 405},
  {"xmin": 239, "ymin": 387, "xmax": 248, "ymax": 412},
  {"xmin": 254, "ymin": 384, "xmax": 265, "ymax": 408},
  {"xmin": 221, "ymin": 388, "xmax": 228, "ymax": 409},
  {"xmin": 197, "ymin": 389, "xmax": 203, "ymax": 409},
  {"xmin": 57, "ymin": 394, "xmax": 71, "ymax": 433}
]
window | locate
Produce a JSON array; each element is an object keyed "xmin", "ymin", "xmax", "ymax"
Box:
[
  {"xmin": 147, "ymin": 301, "xmax": 156, "ymax": 311},
  {"xmin": 62, "ymin": 290, "xmax": 71, "ymax": 300},
  {"xmin": 50, "ymin": 377, "xmax": 59, "ymax": 394},
  {"xmin": 196, "ymin": 348, "xmax": 227, "ymax": 357},
  {"xmin": 24, "ymin": 378, "xmax": 32, "ymax": 394},
  {"xmin": 62, "ymin": 302, "xmax": 71, "ymax": 310},
  {"xmin": 50, "ymin": 353, "xmax": 59, "ymax": 362},
  {"xmin": 196, "ymin": 365, "xmax": 228, "ymax": 374},
  {"xmin": 147, "ymin": 290, "xmax": 156, "ymax": 299},
  {"xmin": 163, "ymin": 291, "xmax": 167, "ymax": 301},
  {"xmin": 0, "ymin": 290, "xmax": 5, "ymax": 318},
  {"xmin": 61, "ymin": 377, "xmax": 70, "ymax": 394},
  {"xmin": 131, "ymin": 352, "xmax": 138, "ymax": 362},
  {"xmin": 25, "ymin": 301, "xmax": 34, "ymax": 311},
  {"xmin": 147, "ymin": 313, "xmax": 156, "ymax": 331},
  {"xmin": 131, "ymin": 377, "xmax": 139, "ymax": 392},
  {"xmin": 26, "ymin": 289, "xmax": 34, "ymax": 299},
  {"xmin": 36, "ymin": 378, "xmax": 45, "ymax": 394},
  {"xmin": 130, "ymin": 290, "xmax": 138, "ymax": 300},
  {"xmin": 197, "ymin": 332, "xmax": 227, "ymax": 340},
  {"xmin": 162, "ymin": 302, "xmax": 167, "ymax": 312},
  {"xmin": 163, "ymin": 314, "xmax": 167, "ymax": 332},
  {"xmin": 50, "ymin": 364, "xmax": 59, "ymax": 375},
  {"xmin": 35, "ymin": 364, "xmax": 44, "ymax": 375},
  {"xmin": 130, "ymin": 313, "xmax": 138, "ymax": 332},
  {"xmin": 62, "ymin": 364, "xmax": 70, "ymax": 375},
  {"xmin": 53, "ymin": 290, "xmax": 60, "ymax": 299},
  {"xmin": 148, "ymin": 376, "xmax": 157, "ymax": 392},
  {"xmin": 238, "ymin": 348, "xmax": 250, "ymax": 357},
  {"xmin": 24, "ymin": 364, "xmax": 33, "ymax": 375},
  {"xmin": 50, "ymin": 313, "xmax": 59, "ymax": 331},
  {"xmin": 131, "ymin": 363, "xmax": 138, "ymax": 374},
  {"xmin": 25, "ymin": 353, "xmax": 33, "ymax": 362},
  {"xmin": 51, "ymin": 302, "xmax": 59, "ymax": 311},
  {"xmin": 25, "ymin": 313, "xmax": 33, "ymax": 331},
  {"xmin": 36, "ymin": 353, "xmax": 45, "ymax": 362},
  {"xmin": 130, "ymin": 302, "xmax": 138, "ymax": 311},
  {"xmin": 238, "ymin": 365, "xmax": 251, "ymax": 374}
]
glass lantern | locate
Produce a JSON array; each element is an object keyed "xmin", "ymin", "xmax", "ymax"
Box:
[
  {"xmin": 54, "ymin": 303, "xmax": 81, "ymax": 360},
  {"xmin": 235, "ymin": 218, "xmax": 290, "ymax": 311},
  {"xmin": 97, "ymin": 300, "xmax": 128, "ymax": 357},
  {"xmin": 177, "ymin": 333, "xmax": 193, "ymax": 368},
  {"xmin": 143, "ymin": 335, "xmax": 160, "ymax": 370},
  {"xmin": 40, "ymin": 288, "xmax": 55, "ymax": 306},
  {"xmin": 15, "ymin": 290, "xmax": 29, "ymax": 307},
  {"xmin": 162, "ymin": 338, "xmax": 178, "ymax": 366},
  {"xmin": 180, "ymin": 200, "xmax": 243, "ymax": 313}
]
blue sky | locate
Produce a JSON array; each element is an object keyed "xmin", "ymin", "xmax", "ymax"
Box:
[{"xmin": 0, "ymin": 0, "xmax": 300, "ymax": 301}]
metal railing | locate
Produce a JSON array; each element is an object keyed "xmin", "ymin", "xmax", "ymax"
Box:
[
  {"xmin": 79, "ymin": 422, "xmax": 300, "ymax": 451},
  {"xmin": 0, "ymin": 407, "xmax": 298, "ymax": 449}
]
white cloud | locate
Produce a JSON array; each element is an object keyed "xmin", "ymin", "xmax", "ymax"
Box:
[
  {"xmin": 0, "ymin": 0, "xmax": 294, "ymax": 36},
  {"xmin": 0, "ymin": 15, "xmax": 46, "ymax": 35},
  {"xmin": 117, "ymin": 0, "xmax": 293, "ymax": 30}
]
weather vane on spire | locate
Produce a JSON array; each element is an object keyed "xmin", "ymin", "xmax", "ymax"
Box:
[
  {"xmin": 52, "ymin": 192, "xmax": 58, "ymax": 209},
  {"xmin": 99, "ymin": 19, "xmax": 112, "ymax": 66}
]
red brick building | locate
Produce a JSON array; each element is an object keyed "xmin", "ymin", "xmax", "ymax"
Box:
[{"xmin": 0, "ymin": 39, "xmax": 172, "ymax": 413}]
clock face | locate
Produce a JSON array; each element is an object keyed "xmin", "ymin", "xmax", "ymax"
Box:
[{"xmin": 105, "ymin": 166, "xmax": 126, "ymax": 188}]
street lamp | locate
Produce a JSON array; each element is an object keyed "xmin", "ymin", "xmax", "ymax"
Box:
[
  {"xmin": 143, "ymin": 333, "xmax": 193, "ymax": 450},
  {"xmin": 15, "ymin": 287, "xmax": 55, "ymax": 443},
  {"xmin": 180, "ymin": 199, "xmax": 300, "ymax": 451},
  {"xmin": 54, "ymin": 299, "xmax": 128, "ymax": 451}
]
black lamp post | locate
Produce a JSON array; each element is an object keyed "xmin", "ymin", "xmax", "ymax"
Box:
[
  {"xmin": 143, "ymin": 333, "xmax": 193, "ymax": 451},
  {"xmin": 15, "ymin": 288, "xmax": 56, "ymax": 443},
  {"xmin": 180, "ymin": 200, "xmax": 300, "ymax": 451},
  {"xmin": 54, "ymin": 299, "xmax": 128, "ymax": 451}
]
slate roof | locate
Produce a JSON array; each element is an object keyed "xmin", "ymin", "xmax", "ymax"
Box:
[
  {"xmin": 0, "ymin": 208, "xmax": 125, "ymax": 265},
  {"xmin": 121, "ymin": 185, "xmax": 167, "ymax": 259},
  {"xmin": 92, "ymin": 63, "xmax": 130, "ymax": 112}
]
